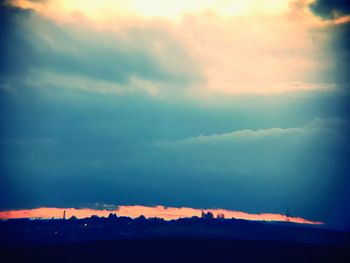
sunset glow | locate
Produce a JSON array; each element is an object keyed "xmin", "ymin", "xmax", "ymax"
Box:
[{"xmin": 0, "ymin": 206, "xmax": 323, "ymax": 225}]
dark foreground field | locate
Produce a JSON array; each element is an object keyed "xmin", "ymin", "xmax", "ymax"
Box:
[
  {"xmin": 1, "ymin": 217, "xmax": 350, "ymax": 262},
  {"xmin": 1, "ymin": 238, "xmax": 350, "ymax": 263}
]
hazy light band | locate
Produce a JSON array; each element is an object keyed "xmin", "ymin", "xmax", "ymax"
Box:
[{"xmin": 0, "ymin": 205, "xmax": 323, "ymax": 225}]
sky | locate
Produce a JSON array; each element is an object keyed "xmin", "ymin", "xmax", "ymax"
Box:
[{"xmin": 0, "ymin": 0, "xmax": 349, "ymax": 229}]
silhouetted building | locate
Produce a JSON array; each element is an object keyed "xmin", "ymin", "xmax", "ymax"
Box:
[{"xmin": 201, "ymin": 211, "xmax": 214, "ymax": 220}]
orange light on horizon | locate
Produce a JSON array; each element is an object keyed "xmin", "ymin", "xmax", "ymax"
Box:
[{"xmin": 0, "ymin": 205, "xmax": 323, "ymax": 225}]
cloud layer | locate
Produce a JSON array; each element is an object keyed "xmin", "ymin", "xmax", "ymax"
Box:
[
  {"xmin": 0, "ymin": 2, "xmax": 350, "ymax": 230},
  {"xmin": 309, "ymin": 0, "xmax": 350, "ymax": 19},
  {"xmin": 2, "ymin": 1, "xmax": 344, "ymax": 96}
]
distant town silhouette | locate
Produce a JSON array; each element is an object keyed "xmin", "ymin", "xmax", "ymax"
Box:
[{"xmin": 0, "ymin": 205, "xmax": 324, "ymax": 225}]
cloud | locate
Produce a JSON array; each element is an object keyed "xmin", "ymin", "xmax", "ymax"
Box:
[
  {"xmin": 2, "ymin": 1, "xmax": 341, "ymax": 97},
  {"xmin": 0, "ymin": 5, "xmax": 204, "ymax": 98},
  {"xmin": 309, "ymin": 0, "xmax": 350, "ymax": 20},
  {"xmin": 154, "ymin": 117, "xmax": 349, "ymax": 190},
  {"xmin": 157, "ymin": 118, "xmax": 348, "ymax": 148},
  {"xmin": 154, "ymin": 118, "xmax": 350, "ymax": 225},
  {"xmin": 0, "ymin": 80, "xmax": 349, "ymax": 227},
  {"xmin": 7, "ymin": 0, "xmax": 294, "ymax": 20},
  {"xmin": 158, "ymin": 127, "xmax": 303, "ymax": 147}
]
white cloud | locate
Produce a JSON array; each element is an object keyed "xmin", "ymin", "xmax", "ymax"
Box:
[
  {"xmin": 157, "ymin": 127, "xmax": 304, "ymax": 148},
  {"xmin": 157, "ymin": 118, "xmax": 348, "ymax": 148}
]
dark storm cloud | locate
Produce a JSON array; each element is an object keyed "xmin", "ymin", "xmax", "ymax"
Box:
[
  {"xmin": 309, "ymin": 0, "xmax": 350, "ymax": 19},
  {"xmin": 1, "ymin": 82, "xmax": 350, "ymax": 229},
  {"xmin": 306, "ymin": 3, "xmax": 350, "ymax": 85},
  {"xmin": 0, "ymin": 6, "xmax": 33, "ymax": 77}
]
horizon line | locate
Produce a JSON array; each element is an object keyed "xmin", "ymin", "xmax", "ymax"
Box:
[{"xmin": 0, "ymin": 205, "xmax": 324, "ymax": 226}]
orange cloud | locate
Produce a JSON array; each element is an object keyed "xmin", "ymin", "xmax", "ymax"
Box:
[
  {"xmin": 82, "ymin": 9, "xmax": 333, "ymax": 95},
  {"xmin": 0, "ymin": 205, "xmax": 323, "ymax": 225},
  {"xmin": 8, "ymin": 0, "xmax": 295, "ymax": 20},
  {"xmin": 6, "ymin": 0, "xmax": 337, "ymax": 96}
]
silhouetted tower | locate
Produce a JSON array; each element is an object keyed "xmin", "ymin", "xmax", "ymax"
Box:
[
  {"xmin": 63, "ymin": 210, "xmax": 66, "ymax": 220},
  {"xmin": 286, "ymin": 207, "xmax": 290, "ymax": 222}
]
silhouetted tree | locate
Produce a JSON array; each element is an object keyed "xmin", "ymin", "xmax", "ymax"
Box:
[
  {"xmin": 135, "ymin": 215, "xmax": 147, "ymax": 222},
  {"xmin": 108, "ymin": 213, "xmax": 118, "ymax": 220}
]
